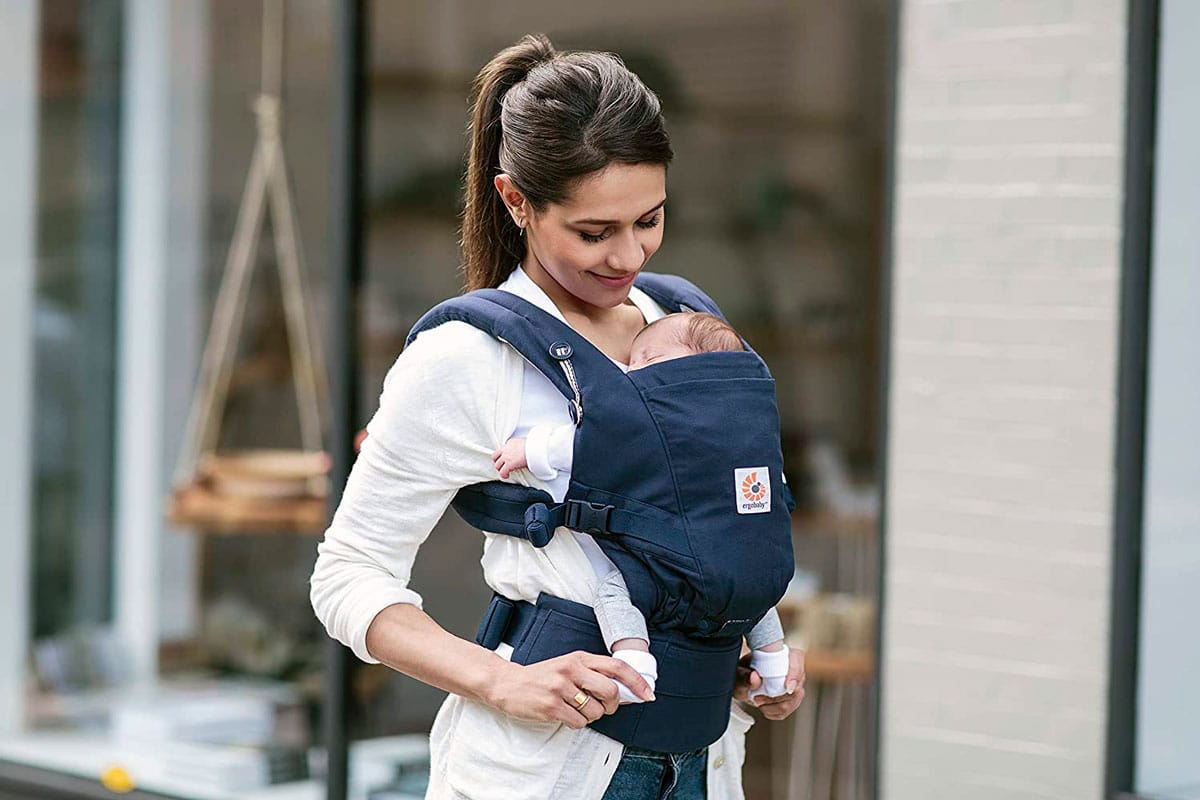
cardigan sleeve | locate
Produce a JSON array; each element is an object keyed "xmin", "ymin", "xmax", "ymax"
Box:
[{"xmin": 309, "ymin": 321, "xmax": 517, "ymax": 664}]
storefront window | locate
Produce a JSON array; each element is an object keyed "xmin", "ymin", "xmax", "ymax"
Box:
[
  {"xmin": 1, "ymin": 3, "xmax": 894, "ymax": 797},
  {"xmin": 3, "ymin": 2, "xmax": 339, "ymax": 797},
  {"xmin": 31, "ymin": 0, "xmax": 122, "ymax": 647}
]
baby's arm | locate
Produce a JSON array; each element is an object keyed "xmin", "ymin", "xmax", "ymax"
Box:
[
  {"xmin": 746, "ymin": 607, "xmax": 791, "ymax": 699},
  {"xmin": 492, "ymin": 422, "xmax": 575, "ymax": 480},
  {"xmin": 594, "ymin": 569, "xmax": 657, "ymax": 704}
]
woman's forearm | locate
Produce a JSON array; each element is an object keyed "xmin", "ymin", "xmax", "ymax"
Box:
[
  {"xmin": 366, "ymin": 602, "xmax": 655, "ymax": 726},
  {"xmin": 364, "ymin": 602, "xmax": 513, "ymax": 706}
]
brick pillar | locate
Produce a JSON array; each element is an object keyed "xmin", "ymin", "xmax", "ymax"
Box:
[{"xmin": 882, "ymin": 2, "xmax": 1128, "ymax": 797}]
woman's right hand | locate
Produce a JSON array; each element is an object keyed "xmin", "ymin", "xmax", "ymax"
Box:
[{"xmin": 486, "ymin": 651, "xmax": 656, "ymax": 729}]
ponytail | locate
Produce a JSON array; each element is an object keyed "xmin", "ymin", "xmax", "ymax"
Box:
[
  {"xmin": 460, "ymin": 34, "xmax": 673, "ymax": 291},
  {"xmin": 461, "ymin": 34, "xmax": 556, "ymax": 291}
]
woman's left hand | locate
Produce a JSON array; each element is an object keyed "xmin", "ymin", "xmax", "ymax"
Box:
[{"xmin": 733, "ymin": 645, "xmax": 806, "ymax": 721}]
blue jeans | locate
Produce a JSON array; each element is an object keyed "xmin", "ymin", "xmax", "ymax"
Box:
[{"xmin": 601, "ymin": 745, "xmax": 707, "ymax": 799}]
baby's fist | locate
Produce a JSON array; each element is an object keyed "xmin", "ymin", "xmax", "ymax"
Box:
[{"xmin": 492, "ymin": 438, "xmax": 529, "ymax": 479}]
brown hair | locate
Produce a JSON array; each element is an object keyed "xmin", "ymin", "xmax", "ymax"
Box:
[
  {"xmin": 461, "ymin": 33, "xmax": 674, "ymax": 291},
  {"xmin": 634, "ymin": 312, "xmax": 746, "ymax": 355}
]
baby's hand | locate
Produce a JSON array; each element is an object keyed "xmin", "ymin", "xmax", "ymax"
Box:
[
  {"xmin": 492, "ymin": 438, "xmax": 529, "ymax": 479},
  {"xmin": 610, "ymin": 648, "xmax": 657, "ymax": 705},
  {"xmin": 748, "ymin": 643, "xmax": 791, "ymax": 700}
]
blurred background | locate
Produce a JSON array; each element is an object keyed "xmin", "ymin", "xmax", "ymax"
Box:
[{"xmin": 0, "ymin": 1, "xmax": 1194, "ymax": 799}]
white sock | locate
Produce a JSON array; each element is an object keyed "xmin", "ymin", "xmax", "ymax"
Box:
[
  {"xmin": 748, "ymin": 644, "xmax": 790, "ymax": 699},
  {"xmin": 611, "ymin": 649, "xmax": 658, "ymax": 704}
]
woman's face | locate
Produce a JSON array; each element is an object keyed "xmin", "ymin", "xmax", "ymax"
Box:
[{"xmin": 499, "ymin": 162, "xmax": 667, "ymax": 315}]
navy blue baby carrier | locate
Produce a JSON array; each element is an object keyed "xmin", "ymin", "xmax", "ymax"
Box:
[{"xmin": 406, "ymin": 272, "xmax": 795, "ymax": 753}]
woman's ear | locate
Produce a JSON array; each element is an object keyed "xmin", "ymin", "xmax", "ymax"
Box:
[{"xmin": 493, "ymin": 174, "xmax": 528, "ymax": 228}]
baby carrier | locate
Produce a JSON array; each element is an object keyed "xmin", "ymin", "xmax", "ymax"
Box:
[{"xmin": 405, "ymin": 272, "xmax": 795, "ymax": 753}]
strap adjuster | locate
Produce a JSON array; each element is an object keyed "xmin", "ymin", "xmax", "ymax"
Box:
[
  {"xmin": 523, "ymin": 500, "xmax": 615, "ymax": 544},
  {"xmin": 522, "ymin": 503, "xmax": 555, "ymax": 548},
  {"xmin": 565, "ymin": 500, "xmax": 614, "ymax": 535}
]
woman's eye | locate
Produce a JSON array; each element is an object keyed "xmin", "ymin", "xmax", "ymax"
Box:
[{"xmin": 578, "ymin": 213, "xmax": 663, "ymax": 244}]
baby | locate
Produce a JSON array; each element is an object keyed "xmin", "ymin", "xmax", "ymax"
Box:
[{"xmin": 492, "ymin": 312, "xmax": 791, "ymax": 703}]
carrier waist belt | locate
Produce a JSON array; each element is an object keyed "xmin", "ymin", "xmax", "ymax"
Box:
[{"xmin": 475, "ymin": 592, "xmax": 742, "ymax": 753}]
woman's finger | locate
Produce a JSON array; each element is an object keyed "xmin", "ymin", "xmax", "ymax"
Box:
[
  {"xmin": 784, "ymin": 648, "xmax": 806, "ymax": 695},
  {"xmin": 577, "ymin": 652, "xmax": 655, "ymax": 702},
  {"xmin": 756, "ymin": 687, "xmax": 806, "ymax": 720},
  {"xmin": 563, "ymin": 688, "xmax": 605, "ymax": 724},
  {"xmin": 557, "ymin": 691, "xmax": 594, "ymax": 729},
  {"xmin": 573, "ymin": 670, "xmax": 622, "ymax": 715}
]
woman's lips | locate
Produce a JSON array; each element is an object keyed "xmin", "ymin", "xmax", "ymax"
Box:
[{"xmin": 589, "ymin": 271, "xmax": 636, "ymax": 288}]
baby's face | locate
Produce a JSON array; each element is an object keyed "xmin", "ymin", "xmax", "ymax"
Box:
[{"xmin": 628, "ymin": 320, "xmax": 696, "ymax": 370}]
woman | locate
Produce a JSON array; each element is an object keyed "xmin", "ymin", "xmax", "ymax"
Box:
[{"xmin": 310, "ymin": 33, "xmax": 805, "ymax": 799}]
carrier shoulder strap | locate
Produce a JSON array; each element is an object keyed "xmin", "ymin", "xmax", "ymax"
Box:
[
  {"xmin": 405, "ymin": 288, "xmax": 578, "ymax": 403},
  {"xmin": 630, "ymin": 272, "xmax": 728, "ymax": 320}
]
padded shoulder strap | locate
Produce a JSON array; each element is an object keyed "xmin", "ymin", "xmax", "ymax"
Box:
[
  {"xmin": 633, "ymin": 272, "xmax": 727, "ymax": 319},
  {"xmin": 405, "ymin": 289, "xmax": 581, "ymax": 402}
]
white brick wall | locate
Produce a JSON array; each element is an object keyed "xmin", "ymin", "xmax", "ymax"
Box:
[{"xmin": 882, "ymin": 1, "xmax": 1128, "ymax": 798}]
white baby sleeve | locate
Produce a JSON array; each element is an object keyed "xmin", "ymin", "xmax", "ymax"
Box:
[
  {"xmin": 748, "ymin": 645, "xmax": 792, "ymax": 699},
  {"xmin": 523, "ymin": 421, "xmax": 576, "ymax": 480},
  {"xmin": 745, "ymin": 607, "xmax": 786, "ymax": 652},
  {"xmin": 593, "ymin": 569, "xmax": 650, "ymax": 650}
]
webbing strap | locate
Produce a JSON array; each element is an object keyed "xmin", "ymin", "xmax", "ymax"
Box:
[{"xmin": 452, "ymin": 482, "xmax": 666, "ymax": 548}]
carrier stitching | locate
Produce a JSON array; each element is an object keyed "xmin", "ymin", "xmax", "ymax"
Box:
[{"xmin": 632, "ymin": 384, "xmax": 703, "ymax": 575}]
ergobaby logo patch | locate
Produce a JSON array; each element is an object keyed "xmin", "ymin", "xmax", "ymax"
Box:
[{"xmin": 734, "ymin": 467, "xmax": 771, "ymax": 514}]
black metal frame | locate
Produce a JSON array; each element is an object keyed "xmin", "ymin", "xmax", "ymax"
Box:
[
  {"xmin": 1105, "ymin": 0, "xmax": 1161, "ymax": 797},
  {"xmin": 323, "ymin": 2, "xmax": 367, "ymax": 800}
]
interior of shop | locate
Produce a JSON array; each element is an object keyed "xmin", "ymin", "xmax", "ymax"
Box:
[{"xmin": 1, "ymin": 1, "xmax": 893, "ymax": 798}]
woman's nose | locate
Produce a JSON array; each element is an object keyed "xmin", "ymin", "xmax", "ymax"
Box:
[{"xmin": 606, "ymin": 228, "xmax": 644, "ymax": 272}]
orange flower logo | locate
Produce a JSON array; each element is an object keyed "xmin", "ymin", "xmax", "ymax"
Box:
[{"xmin": 741, "ymin": 471, "xmax": 767, "ymax": 502}]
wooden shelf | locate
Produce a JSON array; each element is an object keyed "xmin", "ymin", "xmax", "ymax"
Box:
[
  {"xmin": 168, "ymin": 484, "xmax": 326, "ymax": 536},
  {"xmin": 801, "ymin": 649, "xmax": 875, "ymax": 684}
]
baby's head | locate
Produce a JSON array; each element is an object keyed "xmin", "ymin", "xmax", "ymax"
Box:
[{"xmin": 628, "ymin": 312, "xmax": 746, "ymax": 370}]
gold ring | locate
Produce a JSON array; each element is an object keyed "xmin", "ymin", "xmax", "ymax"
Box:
[{"xmin": 572, "ymin": 690, "xmax": 591, "ymax": 710}]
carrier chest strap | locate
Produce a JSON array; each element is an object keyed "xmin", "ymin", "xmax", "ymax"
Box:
[
  {"xmin": 451, "ymin": 482, "xmax": 675, "ymax": 549},
  {"xmin": 454, "ymin": 479, "xmax": 796, "ymax": 549}
]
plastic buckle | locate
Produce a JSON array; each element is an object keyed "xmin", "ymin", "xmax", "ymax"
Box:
[
  {"xmin": 522, "ymin": 503, "xmax": 555, "ymax": 548},
  {"xmin": 565, "ymin": 500, "xmax": 614, "ymax": 535}
]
